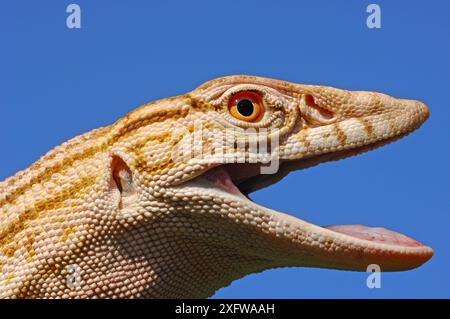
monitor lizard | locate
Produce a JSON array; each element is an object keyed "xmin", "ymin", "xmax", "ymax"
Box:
[{"xmin": 0, "ymin": 75, "xmax": 433, "ymax": 298}]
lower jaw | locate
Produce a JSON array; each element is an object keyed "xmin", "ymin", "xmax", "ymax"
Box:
[{"xmin": 197, "ymin": 165, "xmax": 433, "ymax": 271}]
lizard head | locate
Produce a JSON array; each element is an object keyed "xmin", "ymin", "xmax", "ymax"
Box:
[{"xmin": 107, "ymin": 75, "xmax": 432, "ymax": 297}]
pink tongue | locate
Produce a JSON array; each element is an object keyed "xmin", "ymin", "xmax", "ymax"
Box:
[{"xmin": 325, "ymin": 224, "xmax": 425, "ymax": 248}]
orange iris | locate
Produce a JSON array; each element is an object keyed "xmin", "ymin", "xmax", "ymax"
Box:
[{"xmin": 228, "ymin": 91, "xmax": 264, "ymax": 122}]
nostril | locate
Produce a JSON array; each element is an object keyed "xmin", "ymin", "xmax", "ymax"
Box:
[
  {"xmin": 301, "ymin": 94, "xmax": 335, "ymax": 126},
  {"xmin": 304, "ymin": 95, "xmax": 334, "ymax": 119}
]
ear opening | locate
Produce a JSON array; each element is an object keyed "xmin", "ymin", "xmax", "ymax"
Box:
[{"xmin": 110, "ymin": 154, "xmax": 136, "ymax": 209}]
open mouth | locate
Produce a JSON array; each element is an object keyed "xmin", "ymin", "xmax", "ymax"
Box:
[{"xmin": 192, "ymin": 159, "xmax": 434, "ymax": 271}]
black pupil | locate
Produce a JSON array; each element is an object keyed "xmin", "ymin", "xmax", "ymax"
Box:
[{"xmin": 236, "ymin": 99, "xmax": 254, "ymax": 117}]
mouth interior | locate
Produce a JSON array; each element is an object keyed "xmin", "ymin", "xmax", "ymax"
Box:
[{"xmin": 200, "ymin": 163, "xmax": 426, "ymax": 249}]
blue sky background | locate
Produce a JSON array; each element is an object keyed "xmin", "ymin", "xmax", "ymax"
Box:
[{"xmin": 1, "ymin": 1, "xmax": 449, "ymax": 298}]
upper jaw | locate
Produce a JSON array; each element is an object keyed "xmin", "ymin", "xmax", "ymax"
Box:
[
  {"xmin": 246, "ymin": 97, "xmax": 430, "ymax": 193},
  {"xmin": 279, "ymin": 98, "xmax": 430, "ymax": 161}
]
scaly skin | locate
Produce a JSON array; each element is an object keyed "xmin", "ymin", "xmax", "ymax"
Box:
[{"xmin": 0, "ymin": 75, "xmax": 432, "ymax": 298}]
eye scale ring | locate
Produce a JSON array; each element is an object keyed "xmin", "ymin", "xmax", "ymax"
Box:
[{"xmin": 228, "ymin": 91, "xmax": 264, "ymax": 122}]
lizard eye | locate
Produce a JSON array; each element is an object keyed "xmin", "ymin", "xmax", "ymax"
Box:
[{"xmin": 228, "ymin": 91, "xmax": 264, "ymax": 122}]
